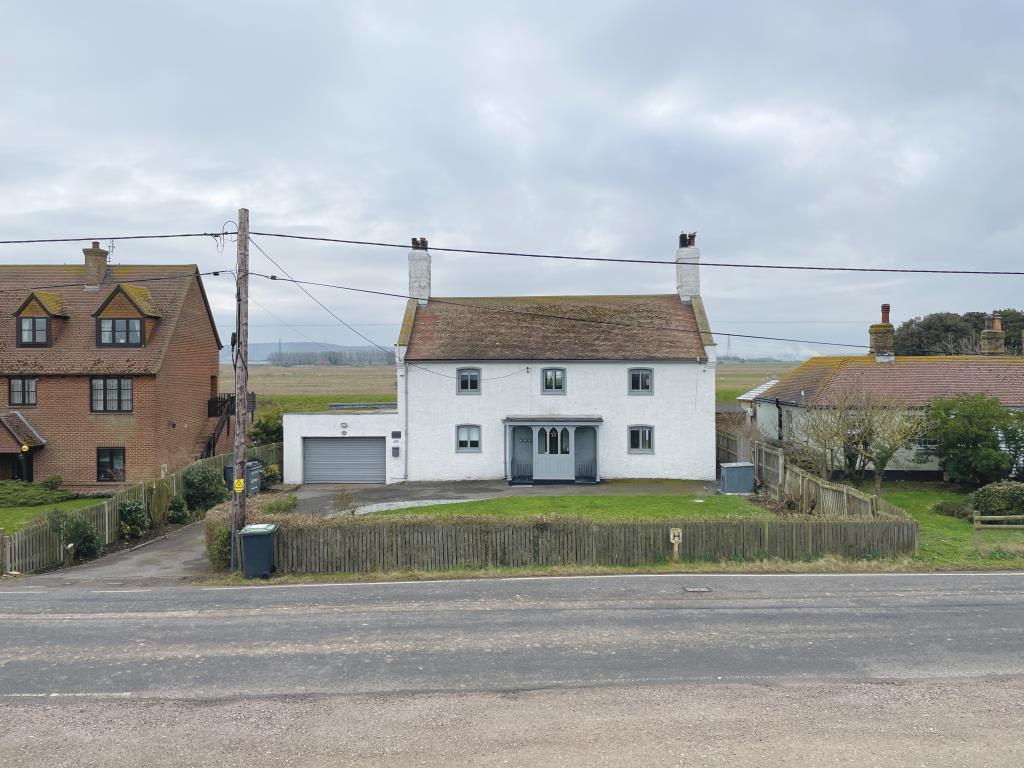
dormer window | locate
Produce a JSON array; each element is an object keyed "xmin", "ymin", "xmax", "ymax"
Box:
[
  {"xmin": 98, "ymin": 318, "xmax": 143, "ymax": 346},
  {"xmin": 17, "ymin": 317, "xmax": 50, "ymax": 347}
]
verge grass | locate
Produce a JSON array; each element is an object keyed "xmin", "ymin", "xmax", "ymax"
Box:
[{"xmin": 376, "ymin": 494, "xmax": 762, "ymax": 522}]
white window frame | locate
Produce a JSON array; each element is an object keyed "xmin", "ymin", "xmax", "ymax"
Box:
[
  {"xmin": 456, "ymin": 367, "xmax": 481, "ymax": 395},
  {"xmin": 628, "ymin": 425, "xmax": 655, "ymax": 454},
  {"xmin": 628, "ymin": 367, "xmax": 654, "ymax": 395},
  {"xmin": 541, "ymin": 367, "xmax": 566, "ymax": 395},
  {"xmin": 456, "ymin": 424, "xmax": 482, "ymax": 452}
]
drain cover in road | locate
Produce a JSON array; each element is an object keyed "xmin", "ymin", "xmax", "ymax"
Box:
[{"xmin": 684, "ymin": 587, "xmax": 711, "ymax": 593}]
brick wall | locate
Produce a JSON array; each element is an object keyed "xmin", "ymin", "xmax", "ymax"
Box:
[{"xmin": 0, "ymin": 275, "xmax": 222, "ymax": 491}]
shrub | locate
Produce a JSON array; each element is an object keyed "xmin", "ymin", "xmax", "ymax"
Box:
[
  {"xmin": 47, "ymin": 508, "xmax": 101, "ymax": 562},
  {"xmin": 0, "ymin": 479, "xmax": 74, "ymax": 507},
  {"xmin": 974, "ymin": 482, "xmax": 1024, "ymax": 521},
  {"xmin": 184, "ymin": 462, "xmax": 230, "ymax": 513},
  {"xmin": 41, "ymin": 475, "xmax": 63, "ymax": 491},
  {"xmin": 932, "ymin": 499, "xmax": 974, "ymax": 520},
  {"xmin": 263, "ymin": 494, "xmax": 297, "ymax": 515},
  {"xmin": 924, "ymin": 394, "xmax": 1014, "ymax": 487},
  {"xmin": 119, "ymin": 498, "xmax": 149, "ymax": 539},
  {"xmin": 167, "ymin": 495, "xmax": 190, "ymax": 524},
  {"xmin": 249, "ymin": 415, "xmax": 282, "ymax": 446},
  {"xmin": 261, "ymin": 463, "xmax": 282, "ymax": 491},
  {"xmin": 204, "ymin": 507, "xmax": 232, "ymax": 569}
]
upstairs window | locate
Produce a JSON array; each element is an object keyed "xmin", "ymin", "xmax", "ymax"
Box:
[
  {"xmin": 98, "ymin": 318, "xmax": 143, "ymax": 346},
  {"xmin": 17, "ymin": 317, "xmax": 49, "ymax": 347},
  {"xmin": 456, "ymin": 424, "xmax": 481, "ymax": 452},
  {"xmin": 91, "ymin": 377, "xmax": 133, "ymax": 413},
  {"xmin": 9, "ymin": 377, "xmax": 37, "ymax": 406},
  {"xmin": 629, "ymin": 368, "xmax": 653, "ymax": 394},
  {"xmin": 457, "ymin": 368, "xmax": 481, "ymax": 394},
  {"xmin": 542, "ymin": 368, "xmax": 566, "ymax": 394}
]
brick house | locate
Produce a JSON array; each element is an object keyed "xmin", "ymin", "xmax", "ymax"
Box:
[{"xmin": 0, "ymin": 242, "xmax": 229, "ymax": 490}]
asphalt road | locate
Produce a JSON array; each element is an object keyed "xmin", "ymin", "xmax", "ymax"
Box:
[{"xmin": 2, "ymin": 572, "xmax": 1022, "ymax": 700}]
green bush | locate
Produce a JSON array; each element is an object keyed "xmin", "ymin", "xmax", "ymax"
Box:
[
  {"xmin": 119, "ymin": 498, "xmax": 149, "ymax": 539},
  {"xmin": 932, "ymin": 498, "xmax": 974, "ymax": 520},
  {"xmin": 40, "ymin": 476, "xmax": 63, "ymax": 491},
  {"xmin": 167, "ymin": 495, "xmax": 190, "ymax": 524},
  {"xmin": 263, "ymin": 494, "xmax": 297, "ymax": 515},
  {"xmin": 184, "ymin": 462, "xmax": 229, "ymax": 513},
  {"xmin": 0, "ymin": 479, "xmax": 74, "ymax": 507},
  {"xmin": 47, "ymin": 508, "xmax": 101, "ymax": 562},
  {"xmin": 973, "ymin": 482, "xmax": 1024, "ymax": 520},
  {"xmin": 261, "ymin": 463, "xmax": 282, "ymax": 491},
  {"xmin": 249, "ymin": 415, "xmax": 283, "ymax": 446},
  {"xmin": 204, "ymin": 514, "xmax": 232, "ymax": 569},
  {"xmin": 924, "ymin": 394, "xmax": 1014, "ymax": 487}
]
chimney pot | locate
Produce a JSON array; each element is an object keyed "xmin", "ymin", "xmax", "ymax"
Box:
[
  {"xmin": 881, "ymin": 303, "xmax": 890, "ymax": 324},
  {"xmin": 92, "ymin": 241, "xmax": 100, "ymax": 249}
]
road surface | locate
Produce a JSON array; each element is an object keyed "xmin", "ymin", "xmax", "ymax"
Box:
[{"xmin": 1, "ymin": 572, "xmax": 1022, "ymax": 766}]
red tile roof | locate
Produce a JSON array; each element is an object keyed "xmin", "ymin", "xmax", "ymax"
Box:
[
  {"xmin": 756, "ymin": 355, "xmax": 1024, "ymax": 408},
  {"xmin": 403, "ymin": 294, "xmax": 711, "ymax": 361},
  {"xmin": 0, "ymin": 264, "xmax": 219, "ymax": 375}
]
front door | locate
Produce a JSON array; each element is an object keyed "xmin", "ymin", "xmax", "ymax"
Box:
[
  {"xmin": 534, "ymin": 426, "xmax": 574, "ymax": 481},
  {"xmin": 511, "ymin": 426, "xmax": 534, "ymax": 482}
]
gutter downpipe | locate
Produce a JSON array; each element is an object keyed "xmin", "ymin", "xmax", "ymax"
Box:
[{"xmin": 776, "ymin": 398, "xmax": 784, "ymax": 442}]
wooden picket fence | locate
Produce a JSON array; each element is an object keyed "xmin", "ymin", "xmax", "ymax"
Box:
[
  {"xmin": 1, "ymin": 443, "xmax": 281, "ymax": 574},
  {"xmin": 269, "ymin": 516, "xmax": 919, "ymax": 574}
]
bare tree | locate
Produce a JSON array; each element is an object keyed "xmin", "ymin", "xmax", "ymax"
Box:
[
  {"xmin": 935, "ymin": 332, "xmax": 980, "ymax": 356},
  {"xmin": 861, "ymin": 403, "xmax": 929, "ymax": 495}
]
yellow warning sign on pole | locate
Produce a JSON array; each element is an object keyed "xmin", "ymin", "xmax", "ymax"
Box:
[{"xmin": 234, "ymin": 478, "xmax": 245, "ymax": 494}]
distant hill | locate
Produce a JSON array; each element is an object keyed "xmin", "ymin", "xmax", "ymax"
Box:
[{"xmin": 220, "ymin": 342, "xmax": 392, "ymax": 366}]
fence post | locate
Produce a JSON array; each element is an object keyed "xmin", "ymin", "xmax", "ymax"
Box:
[{"xmin": 0, "ymin": 527, "xmax": 5, "ymax": 574}]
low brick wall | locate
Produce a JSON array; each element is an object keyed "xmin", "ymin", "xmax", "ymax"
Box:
[{"xmin": 269, "ymin": 516, "xmax": 919, "ymax": 574}]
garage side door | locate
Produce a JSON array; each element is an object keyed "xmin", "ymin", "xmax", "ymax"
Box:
[{"xmin": 302, "ymin": 437, "xmax": 386, "ymax": 483}]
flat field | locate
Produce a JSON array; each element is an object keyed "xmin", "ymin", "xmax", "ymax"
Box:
[
  {"xmin": 715, "ymin": 361, "xmax": 798, "ymax": 403},
  {"xmin": 224, "ymin": 361, "xmax": 798, "ymax": 412}
]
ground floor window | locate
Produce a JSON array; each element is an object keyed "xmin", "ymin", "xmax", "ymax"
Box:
[
  {"xmin": 628, "ymin": 425, "xmax": 654, "ymax": 453},
  {"xmin": 97, "ymin": 448, "xmax": 126, "ymax": 482},
  {"xmin": 456, "ymin": 424, "xmax": 481, "ymax": 452}
]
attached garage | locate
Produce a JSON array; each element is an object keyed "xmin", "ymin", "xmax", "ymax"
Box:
[{"xmin": 302, "ymin": 436, "xmax": 387, "ymax": 483}]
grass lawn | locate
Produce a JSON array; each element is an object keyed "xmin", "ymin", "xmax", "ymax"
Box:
[
  {"xmin": 378, "ymin": 494, "xmax": 765, "ymax": 522},
  {"xmin": 0, "ymin": 498, "xmax": 101, "ymax": 534},
  {"xmin": 881, "ymin": 482, "xmax": 1024, "ymax": 569},
  {"xmin": 255, "ymin": 393, "xmax": 396, "ymax": 419}
]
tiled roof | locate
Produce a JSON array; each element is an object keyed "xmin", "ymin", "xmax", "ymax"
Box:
[
  {"xmin": 0, "ymin": 264, "xmax": 217, "ymax": 375},
  {"xmin": 756, "ymin": 356, "xmax": 1024, "ymax": 408},
  {"xmin": 0, "ymin": 411, "xmax": 45, "ymax": 448},
  {"xmin": 403, "ymin": 294, "xmax": 711, "ymax": 361},
  {"xmin": 118, "ymin": 284, "xmax": 161, "ymax": 317},
  {"xmin": 29, "ymin": 291, "xmax": 69, "ymax": 317}
]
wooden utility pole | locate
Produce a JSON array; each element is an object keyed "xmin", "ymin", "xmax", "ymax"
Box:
[{"xmin": 230, "ymin": 207, "xmax": 250, "ymax": 570}]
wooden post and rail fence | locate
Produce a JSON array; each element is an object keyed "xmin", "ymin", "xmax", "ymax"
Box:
[{"xmin": 1, "ymin": 443, "xmax": 281, "ymax": 575}]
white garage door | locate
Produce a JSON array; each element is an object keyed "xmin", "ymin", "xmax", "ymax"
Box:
[{"xmin": 302, "ymin": 437, "xmax": 386, "ymax": 483}]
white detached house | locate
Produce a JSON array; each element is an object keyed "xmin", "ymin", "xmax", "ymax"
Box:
[{"xmin": 283, "ymin": 234, "xmax": 717, "ymax": 484}]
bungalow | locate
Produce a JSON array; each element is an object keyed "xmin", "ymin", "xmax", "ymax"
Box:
[{"xmin": 753, "ymin": 305, "xmax": 1024, "ymax": 475}]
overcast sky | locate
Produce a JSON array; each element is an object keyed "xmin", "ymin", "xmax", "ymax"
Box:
[{"xmin": 2, "ymin": 1, "xmax": 1022, "ymax": 358}]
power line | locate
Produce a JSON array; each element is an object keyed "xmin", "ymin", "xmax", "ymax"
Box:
[
  {"xmin": 248, "ymin": 270, "xmax": 871, "ymax": 351},
  {"xmin": 248, "ymin": 230, "xmax": 1024, "ymax": 276},
  {"xmin": 0, "ymin": 232, "xmax": 227, "ymax": 245},
  {"xmin": 0, "ymin": 270, "xmax": 231, "ymax": 294},
  {"xmin": 248, "ymin": 237, "xmax": 529, "ymax": 381}
]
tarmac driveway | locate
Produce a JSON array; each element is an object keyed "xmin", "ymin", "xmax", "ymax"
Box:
[{"xmin": 294, "ymin": 478, "xmax": 714, "ymax": 516}]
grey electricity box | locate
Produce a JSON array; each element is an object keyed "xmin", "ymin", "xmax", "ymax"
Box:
[{"xmin": 719, "ymin": 462, "xmax": 755, "ymax": 494}]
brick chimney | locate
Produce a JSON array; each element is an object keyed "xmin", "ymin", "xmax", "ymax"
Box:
[
  {"xmin": 408, "ymin": 236, "xmax": 430, "ymax": 305},
  {"xmin": 869, "ymin": 303, "xmax": 895, "ymax": 362},
  {"xmin": 675, "ymin": 231, "xmax": 700, "ymax": 303},
  {"xmin": 83, "ymin": 241, "xmax": 108, "ymax": 286},
  {"xmin": 980, "ymin": 313, "xmax": 1006, "ymax": 355}
]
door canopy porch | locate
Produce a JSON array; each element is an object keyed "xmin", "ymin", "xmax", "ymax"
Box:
[{"xmin": 504, "ymin": 417, "xmax": 601, "ymax": 484}]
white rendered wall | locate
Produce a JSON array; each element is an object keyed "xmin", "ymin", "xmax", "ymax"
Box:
[
  {"xmin": 283, "ymin": 411, "xmax": 401, "ymax": 484},
  {"xmin": 403, "ymin": 357, "xmax": 717, "ymax": 481}
]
